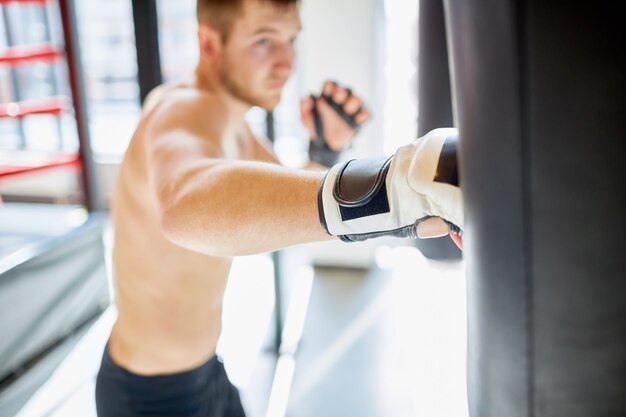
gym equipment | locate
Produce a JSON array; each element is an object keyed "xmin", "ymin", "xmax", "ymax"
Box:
[
  {"xmin": 414, "ymin": 0, "xmax": 462, "ymax": 260},
  {"xmin": 444, "ymin": 0, "xmax": 626, "ymax": 415}
]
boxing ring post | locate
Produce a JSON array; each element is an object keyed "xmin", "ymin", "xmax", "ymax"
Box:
[
  {"xmin": 131, "ymin": 0, "xmax": 163, "ymax": 104},
  {"xmin": 442, "ymin": 0, "xmax": 626, "ymax": 415},
  {"xmin": 56, "ymin": 0, "xmax": 101, "ymax": 211}
]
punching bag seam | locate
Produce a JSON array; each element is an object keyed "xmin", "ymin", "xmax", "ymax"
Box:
[{"xmin": 516, "ymin": 0, "xmax": 535, "ymax": 415}]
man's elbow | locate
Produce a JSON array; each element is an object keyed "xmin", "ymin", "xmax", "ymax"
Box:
[
  {"xmin": 158, "ymin": 197, "xmax": 244, "ymax": 258},
  {"xmin": 159, "ymin": 202, "xmax": 186, "ymax": 247}
]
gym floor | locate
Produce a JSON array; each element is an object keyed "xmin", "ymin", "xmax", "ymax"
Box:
[{"xmin": 9, "ymin": 225, "xmax": 468, "ymax": 417}]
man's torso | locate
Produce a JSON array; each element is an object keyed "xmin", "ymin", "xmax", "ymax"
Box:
[{"xmin": 109, "ymin": 81, "xmax": 278, "ymax": 375}]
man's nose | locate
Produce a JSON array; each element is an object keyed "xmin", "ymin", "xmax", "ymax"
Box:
[{"xmin": 273, "ymin": 43, "xmax": 295, "ymax": 75}]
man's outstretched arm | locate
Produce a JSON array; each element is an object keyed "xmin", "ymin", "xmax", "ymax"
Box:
[
  {"xmin": 146, "ymin": 98, "xmax": 334, "ymax": 257},
  {"xmin": 147, "ymin": 96, "xmax": 461, "ymax": 257}
]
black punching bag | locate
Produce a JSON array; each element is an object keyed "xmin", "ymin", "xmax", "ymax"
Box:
[
  {"xmin": 444, "ymin": 0, "xmax": 626, "ymax": 416},
  {"xmin": 415, "ymin": 0, "xmax": 462, "ymax": 260}
]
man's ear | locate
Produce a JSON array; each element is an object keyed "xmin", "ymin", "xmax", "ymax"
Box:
[{"xmin": 198, "ymin": 23, "xmax": 222, "ymax": 62}]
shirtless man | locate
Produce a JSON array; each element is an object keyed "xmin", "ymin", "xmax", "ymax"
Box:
[{"xmin": 95, "ymin": 1, "xmax": 463, "ymax": 416}]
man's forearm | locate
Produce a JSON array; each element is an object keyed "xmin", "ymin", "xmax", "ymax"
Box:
[{"xmin": 159, "ymin": 160, "xmax": 333, "ymax": 257}]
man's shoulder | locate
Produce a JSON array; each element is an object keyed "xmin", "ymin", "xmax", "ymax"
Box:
[{"xmin": 141, "ymin": 83, "xmax": 226, "ymax": 133}]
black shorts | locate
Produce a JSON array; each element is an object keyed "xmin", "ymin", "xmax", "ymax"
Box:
[{"xmin": 95, "ymin": 344, "xmax": 246, "ymax": 417}]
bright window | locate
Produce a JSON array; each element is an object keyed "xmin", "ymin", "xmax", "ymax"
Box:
[{"xmin": 383, "ymin": 0, "xmax": 418, "ymax": 154}]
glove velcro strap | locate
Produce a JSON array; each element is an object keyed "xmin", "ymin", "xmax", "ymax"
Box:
[
  {"xmin": 333, "ymin": 157, "xmax": 393, "ymax": 221},
  {"xmin": 319, "ymin": 156, "xmax": 395, "ymax": 237},
  {"xmin": 309, "ymin": 95, "xmax": 341, "ymax": 167},
  {"xmin": 309, "ymin": 138, "xmax": 340, "ymax": 168}
]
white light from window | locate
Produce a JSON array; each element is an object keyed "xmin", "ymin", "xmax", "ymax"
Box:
[{"xmin": 383, "ymin": 0, "xmax": 418, "ymax": 154}]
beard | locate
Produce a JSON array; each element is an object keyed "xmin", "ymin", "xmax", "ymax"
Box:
[{"xmin": 218, "ymin": 59, "xmax": 281, "ymax": 111}]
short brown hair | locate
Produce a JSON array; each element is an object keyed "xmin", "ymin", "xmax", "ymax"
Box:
[{"xmin": 197, "ymin": 0, "xmax": 300, "ymax": 41}]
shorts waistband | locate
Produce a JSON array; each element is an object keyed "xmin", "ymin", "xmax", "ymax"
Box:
[{"xmin": 100, "ymin": 343, "xmax": 223, "ymax": 386}]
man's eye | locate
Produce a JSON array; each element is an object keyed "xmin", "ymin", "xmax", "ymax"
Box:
[{"xmin": 256, "ymin": 38, "xmax": 270, "ymax": 46}]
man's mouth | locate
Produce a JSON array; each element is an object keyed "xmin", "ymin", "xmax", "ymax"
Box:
[{"xmin": 269, "ymin": 79, "xmax": 288, "ymax": 89}]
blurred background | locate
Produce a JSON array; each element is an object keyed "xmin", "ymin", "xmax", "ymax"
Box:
[{"xmin": 0, "ymin": 1, "xmax": 466, "ymax": 416}]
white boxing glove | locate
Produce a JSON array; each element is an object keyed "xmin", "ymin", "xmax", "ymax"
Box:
[{"xmin": 318, "ymin": 128, "xmax": 463, "ymax": 242}]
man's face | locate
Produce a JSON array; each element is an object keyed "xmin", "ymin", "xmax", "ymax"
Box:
[{"xmin": 217, "ymin": 1, "xmax": 301, "ymax": 110}]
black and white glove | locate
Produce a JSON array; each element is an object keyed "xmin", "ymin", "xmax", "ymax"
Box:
[{"xmin": 318, "ymin": 128, "xmax": 463, "ymax": 242}]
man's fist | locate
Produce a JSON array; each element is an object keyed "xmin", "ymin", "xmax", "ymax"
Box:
[
  {"xmin": 318, "ymin": 128, "xmax": 463, "ymax": 242},
  {"xmin": 301, "ymin": 80, "xmax": 370, "ymax": 167}
]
